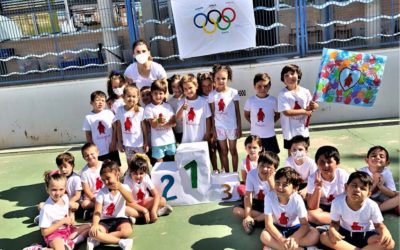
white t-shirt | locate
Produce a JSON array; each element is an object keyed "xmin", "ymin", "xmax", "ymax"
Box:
[
  {"xmin": 244, "ymin": 95, "xmax": 278, "ymax": 138},
  {"xmin": 39, "ymin": 194, "xmax": 69, "ymax": 228},
  {"xmin": 144, "ymin": 102, "xmax": 176, "ymax": 147},
  {"xmin": 82, "ymin": 110, "xmax": 116, "ymax": 156},
  {"xmin": 240, "ymin": 156, "xmax": 258, "ymax": 173},
  {"xmin": 168, "ymin": 96, "xmax": 183, "ymax": 134},
  {"xmin": 331, "ymin": 193, "xmax": 383, "ymax": 232},
  {"xmin": 285, "ymin": 156, "xmax": 317, "ymax": 182},
  {"xmin": 111, "ymin": 98, "xmax": 125, "ymax": 114},
  {"xmin": 80, "ymin": 163, "xmax": 104, "ymax": 197},
  {"xmin": 115, "ymin": 105, "xmax": 145, "ymax": 147},
  {"xmin": 278, "ymin": 86, "xmax": 312, "ymax": 140},
  {"xmin": 264, "ymin": 191, "xmax": 307, "ymax": 227},
  {"xmin": 177, "ymin": 96, "xmax": 212, "ymax": 143},
  {"xmin": 245, "ymin": 168, "xmax": 272, "ymax": 200},
  {"xmin": 124, "ymin": 61, "xmax": 167, "ymax": 90},
  {"xmin": 96, "ymin": 184, "xmax": 132, "ymax": 219},
  {"xmin": 123, "ymin": 174, "xmax": 155, "ymax": 203},
  {"xmin": 208, "ymin": 88, "xmax": 240, "ymax": 130},
  {"xmin": 66, "ymin": 172, "xmax": 82, "ymax": 199},
  {"xmin": 307, "ymin": 168, "xmax": 349, "ymax": 205},
  {"xmin": 359, "ymin": 166, "xmax": 397, "ymax": 199}
]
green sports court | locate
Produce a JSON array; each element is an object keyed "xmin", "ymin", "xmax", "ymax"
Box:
[{"xmin": 0, "ymin": 121, "xmax": 398, "ymax": 250}]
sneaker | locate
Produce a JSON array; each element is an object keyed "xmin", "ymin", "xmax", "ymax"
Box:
[
  {"xmin": 33, "ymin": 215, "xmax": 40, "ymax": 225},
  {"xmin": 316, "ymin": 224, "xmax": 330, "ymax": 233},
  {"xmin": 243, "ymin": 221, "xmax": 255, "ymax": 235},
  {"xmin": 22, "ymin": 244, "xmax": 44, "ymax": 250},
  {"xmin": 86, "ymin": 237, "xmax": 100, "ymax": 250},
  {"xmin": 307, "ymin": 246, "xmax": 319, "ymax": 250},
  {"xmin": 157, "ymin": 205, "xmax": 173, "ymax": 216},
  {"xmin": 64, "ymin": 239, "xmax": 74, "ymax": 250},
  {"xmin": 213, "ymin": 169, "xmax": 219, "ymax": 175},
  {"xmin": 129, "ymin": 216, "xmax": 136, "ymax": 225},
  {"xmin": 119, "ymin": 238, "xmax": 133, "ymax": 250},
  {"xmin": 83, "ymin": 209, "xmax": 94, "ymax": 221}
]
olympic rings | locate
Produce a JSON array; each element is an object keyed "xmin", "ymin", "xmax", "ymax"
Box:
[{"xmin": 193, "ymin": 7, "xmax": 236, "ymax": 34}]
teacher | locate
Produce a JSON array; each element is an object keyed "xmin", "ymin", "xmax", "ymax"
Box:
[{"xmin": 124, "ymin": 39, "xmax": 167, "ymax": 90}]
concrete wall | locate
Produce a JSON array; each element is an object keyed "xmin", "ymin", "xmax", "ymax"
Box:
[{"xmin": 0, "ymin": 47, "xmax": 398, "ymax": 149}]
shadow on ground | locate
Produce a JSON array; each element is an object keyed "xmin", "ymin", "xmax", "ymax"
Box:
[{"xmin": 189, "ymin": 204, "xmax": 263, "ymax": 250}]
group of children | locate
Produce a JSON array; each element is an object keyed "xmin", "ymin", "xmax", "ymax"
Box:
[{"xmin": 33, "ymin": 61, "xmax": 398, "ymax": 250}]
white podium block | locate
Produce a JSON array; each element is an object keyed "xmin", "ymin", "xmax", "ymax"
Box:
[{"xmin": 210, "ymin": 172, "xmax": 241, "ymax": 202}]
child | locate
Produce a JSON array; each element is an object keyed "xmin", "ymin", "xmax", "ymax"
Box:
[
  {"xmin": 260, "ymin": 167, "xmax": 320, "ymax": 249},
  {"xmin": 320, "ymin": 171, "xmax": 395, "ymax": 250},
  {"xmin": 86, "ymin": 160, "xmax": 134, "ymax": 250},
  {"xmin": 359, "ymin": 146, "xmax": 399, "ymax": 214},
  {"xmin": 198, "ymin": 72, "xmax": 219, "ymax": 173},
  {"xmin": 140, "ymin": 86, "xmax": 152, "ymax": 106},
  {"xmin": 176, "ymin": 74, "xmax": 211, "ymax": 143},
  {"xmin": 106, "ymin": 70, "xmax": 126, "ymax": 114},
  {"xmin": 277, "ymin": 64, "xmax": 318, "ymax": 153},
  {"xmin": 144, "ymin": 79, "xmax": 176, "ymax": 162},
  {"xmin": 167, "ymin": 74, "xmax": 184, "ymax": 144},
  {"xmin": 285, "ymin": 135, "xmax": 317, "ymax": 198},
  {"xmin": 237, "ymin": 135, "xmax": 262, "ymax": 197},
  {"xmin": 82, "ymin": 90, "xmax": 120, "ymax": 165},
  {"xmin": 244, "ymin": 73, "xmax": 280, "ymax": 154},
  {"xmin": 124, "ymin": 154, "xmax": 173, "ymax": 223},
  {"xmin": 208, "ymin": 64, "xmax": 241, "ymax": 172},
  {"xmin": 306, "ymin": 145, "xmax": 349, "ymax": 226},
  {"xmin": 115, "ymin": 85, "xmax": 149, "ymax": 164},
  {"xmin": 39, "ymin": 170, "xmax": 89, "ymax": 250},
  {"xmin": 233, "ymin": 151, "xmax": 278, "ymax": 234},
  {"xmin": 80, "ymin": 143, "xmax": 104, "ymax": 212},
  {"xmin": 34, "ymin": 152, "xmax": 82, "ymax": 224}
]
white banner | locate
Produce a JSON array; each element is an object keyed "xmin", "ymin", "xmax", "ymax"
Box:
[
  {"xmin": 171, "ymin": 0, "xmax": 256, "ymax": 59},
  {"xmin": 210, "ymin": 172, "xmax": 241, "ymax": 202}
]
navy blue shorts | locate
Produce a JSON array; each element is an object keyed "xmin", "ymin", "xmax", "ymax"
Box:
[
  {"xmin": 261, "ymin": 136, "xmax": 280, "ymax": 154},
  {"xmin": 99, "ymin": 217, "xmax": 131, "ymax": 233},
  {"xmin": 339, "ymin": 226, "xmax": 377, "ymax": 248},
  {"xmin": 274, "ymin": 224, "xmax": 301, "ymax": 237}
]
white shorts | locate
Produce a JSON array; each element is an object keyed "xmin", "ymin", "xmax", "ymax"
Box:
[{"xmin": 216, "ymin": 127, "xmax": 237, "ymax": 141}]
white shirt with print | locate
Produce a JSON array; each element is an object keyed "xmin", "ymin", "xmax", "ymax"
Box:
[
  {"xmin": 123, "ymin": 174, "xmax": 154, "ymax": 203},
  {"xmin": 244, "ymin": 95, "xmax": 278, "ymax": 138},
  {"xmin": 39, "ymin": 194, "xmax": 69, "ymax": 228},
  {"xmin": 245, "ymin": 168, "xmax": 272, "ymax": 200},
  {"xmin": 208, "ymin": 88, "xmax": 240, "ymax": 130},
  {"xmin": 80, "ymin": 163, "xmax": 104, "ymax": 197},
  {"xmin": 144, "ymin": 102, "xmax": 176, "ymax": 147},
  {"xmin": 285, "ymin": 156, "xmax": 317, "ymax": 182},
  {"xmin": 115, "ymin": 105, "xmax": 145, "ymax": 147},
  {"xmin": 96, "ymin": 184, "xmax": 132, "ymax": 219}
]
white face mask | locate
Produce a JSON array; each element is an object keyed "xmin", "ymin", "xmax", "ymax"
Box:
[
  {"xmin": 291, "ymin": 150, "xmax": 306, "ymax": 161},
  {"xmin": 113, "ymin": 86, "xmax": 125, "ymax": 96},
  {"xmin": 135, "ymin": 53, "xmax": 148, "ymax": 64}
]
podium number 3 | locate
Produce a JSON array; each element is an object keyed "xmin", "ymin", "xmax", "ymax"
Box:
[
  {"xmin": 222, "ymin": 183, "xmax": 233, "ymax": 200},
  {"xmin": 184, "ymin": 160, "xmax": 198, "ymax": 188},
  {"xmin": 161, "ymin": 175, "xmax": 177, "ymax": 201}
]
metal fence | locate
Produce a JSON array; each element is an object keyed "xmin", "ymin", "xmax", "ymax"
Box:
[{"xmin": 0, "ymin": 0, "xmax": 398, "ymax": 86}]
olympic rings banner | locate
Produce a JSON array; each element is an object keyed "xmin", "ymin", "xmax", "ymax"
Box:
[{"xmin": 171, "ymin": 0, "xmax": 256, "ymax": 59}]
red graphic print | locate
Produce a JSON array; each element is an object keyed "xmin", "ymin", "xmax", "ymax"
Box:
[
  {"xmin": 344, "ymin": 73, "xmax": 353, "ymax": 87},
  {"xmin": 351, "ymin": 222, "xmax": 363, "ymax": 231},
  {"xmin": 278, "ymin": 212, "xmax": 289, "ymax": 225},
  {"xmin": 218, "ymin": 98, "xmax": 225, "ymax": 112},
  {"xmin": 257, "ymin": 190, "xmax": 265, "ymax": 200},
  {"xmin": 105, "ymin": 203, "xmax": 115, "ymax": 216},
  {"xmin": 95, "ymin": 177, "xmax": 103, "ymax": 190},
  {"xmin": 327, "ymin": 194, "xmax": 335, "ymax": 203},
  {"xmin": 136, "ymin": 188, "xmax": 145, "ymax": 201},
  {"xmin": 293, "ymin": 101, "xmax": 301, "ymax": 110},
  {"xmin": 124, "ymin": 117, "xmax": 132, "ymax": 131},
  {"xmin": 257, "ymin": 108, "xmax": 265, "ymax": 122},
  {"xmin": 97, "ymin": 121, "xmax": 105, "ymax": 134},
  {"xmin": 187, "ymin": 107, "xmax": 196, "ymax": 121}
]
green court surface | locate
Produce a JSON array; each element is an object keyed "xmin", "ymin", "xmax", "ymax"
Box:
[{"xmin": 0, "ymin": 123, "xmax": 398, "ymax": 250}]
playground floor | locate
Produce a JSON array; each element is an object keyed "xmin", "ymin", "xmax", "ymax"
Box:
[{"xmin": 0, "ymin": 121, "xmax": 399, "ymax": 250}]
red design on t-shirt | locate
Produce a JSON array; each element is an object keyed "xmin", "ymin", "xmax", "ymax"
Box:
[
  {"xmin": 257, "ymin": 108, "xmax": 265, "ymax": 122},
  {"xmin": 187, "ymin": 107, "xmax": 196, "ymax": 121},
  {"xmin": 124, "ymin": 117, "xmax": 132, "ymax": 131},
  {"xmin": 95, "ymin": 177, "xmax": 103, "ymax": 190},
  {"xmin": 257, "ymin": 190, "xmax": 265, "ymax": 200},
  {"xmin": 97, "ymin": 121, "xmax": 106, "ymax": 134},
  {"xmin": 327, "ymin": 194, "xmax": 335, "ymax": 203},
  {"xmin": 351, "ymin": 222, "xmax": 363, "ymax": 231},
  {"xmin": 136, "ymin": 188, "xmax": 145, "ymax": 201},
  {"xmin": 218, "ymin": 98, "xmax": 225, "ymax": 112},
  {"xmin": 245, "ymin": 155, "xmax": 251, "ymax": 172},
  {"xmin": 105, "ymin": 203, "xmax": 115, "ymax": 216},
  {"xmin": 293, "ymin": 101, "xmax": 301, "ymax": 110},
  {"xmin": 278, "ymin": 212, "xmax": 289, "ymax": 225}
]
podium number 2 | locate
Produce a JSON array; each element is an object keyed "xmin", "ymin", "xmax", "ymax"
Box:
[
  {"xmin": 161, "ymin": 175, "xmax": 177, "ymax": 201},
  {"xmin": 184, "ymin": 160, "xmax": 198, "ymax": 188},
  {"xmin": 222, "ymin": 183, "xmax": 233, "ymax": 200}
]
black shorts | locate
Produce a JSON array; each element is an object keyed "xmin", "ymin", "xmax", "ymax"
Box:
[
  {"xmin": 98, "ymin": 151, "xmax": 121, "ymax": 166},
  {"xmin": 99, "ymin": 217, "xmax": 132, "ymax": 233},
  {"xmin": 320, "ymin": 203, "xmax": 331, "ymax": 212},
  {"xmin": 274, "ymin": 224, "xmax": 301, "ymax": 237},
  {"xmin": 261, "ymin": 136, "xmax": 280, "ymax": 154},
  {"xmin": 283, "ymin": 137, "xmax": 310, "ymax": 150},
  {"xmin": 236, "ymin": 198, "xmax": 264, "ymax": 213},
  {"xmin": 338, "ymin": 226, "xmax": 377, "ymax": 248}
]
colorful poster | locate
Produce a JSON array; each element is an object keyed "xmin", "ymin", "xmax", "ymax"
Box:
[
  {"xmin": 314, "ymin": 48, "xmax": 386, "ymax": 107},
  {"xmin": 171, "ymin": 0, "xmax": 256, "ymax": 59}
]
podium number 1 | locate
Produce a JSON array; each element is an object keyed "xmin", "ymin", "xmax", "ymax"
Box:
[{"xmin": 184, "ymin": 160, "xmax": 198, "ymax": 188}]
